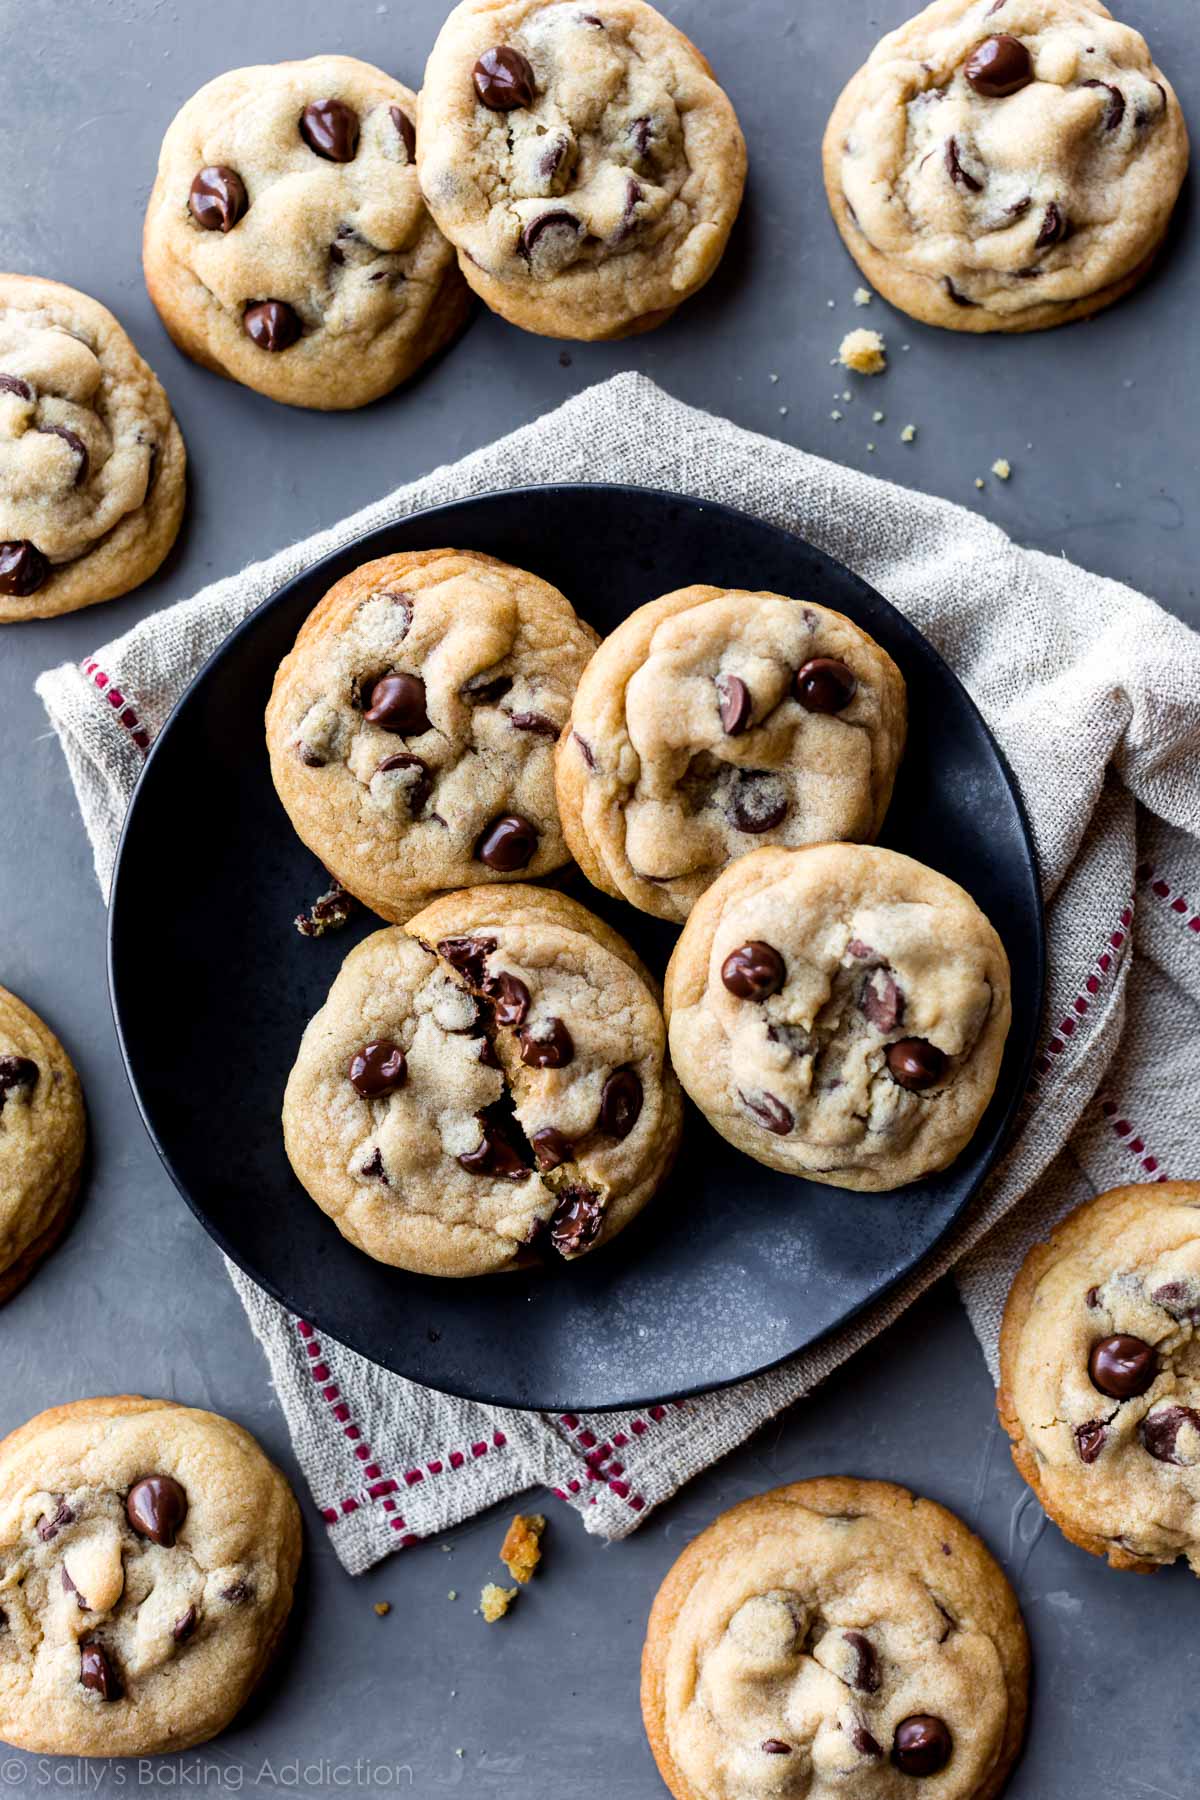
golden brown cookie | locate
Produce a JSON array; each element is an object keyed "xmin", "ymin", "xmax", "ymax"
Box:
[
  {"xmin": 641, "ymin": 1477, "xmax": 1029, "ymax": 1800},
  {"xmin": 0, "ymin": 986, "xmax": 85, "ymax": 1304}
]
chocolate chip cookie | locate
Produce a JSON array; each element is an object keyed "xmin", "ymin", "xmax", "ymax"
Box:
[
  {"xmin": 143, "ymin": 55, "xmax": 470, "ymax": 408},
  {"xmin": 556, "ymin": 586, "xmax": 906, "ymax": 924},
  {"xmin": 663, "ymin": 845, "xmax": 1011, "ymax": 1190},
  {"xmin": 266, "ymin": 548, "xmax": 599, "ymax": 920},
  {"xmin": 999, "ymin": 1181, "xmax": 1200, "ymax": 1575},
  {"xmin": 0, "ymin": 276, "xmax": 185, "ymax": 622},
  {"xmin": 641, "ymin": 1477, "xmax": 1029, "ymax": 1800},
  {"xmin": 417, "ymin": 0, "xmax": 747, "ymax": 340},
  {"xmin": 0, "ymin": 1396, "xmax": 301, "ymax": 1756},
  {"xmin": 823, "ymin": 0, "xmax": 1188, "ymax": 332},
  {"xmin": 0, "ymin": 986, "xmax": 85, "ymax": 1304},
  {"xmin": 283, "ymin": 886, "xmax": 681, "ymax": 1277}
]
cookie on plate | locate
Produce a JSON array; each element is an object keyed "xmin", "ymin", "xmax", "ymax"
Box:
[
  {"xmin": 0, "ymin": 1395, "xmax": 301, "ymax": 1757},
  {"xmin": 663, "ymin": 844, "xmax": 1011, "ymax": 1190},
  {"xmin": 0, "ymin": 986, "xmax": 85, "ymax": 1304},
  {"xmin": 417, "ymin": 0, "xmax": 747, "ymax": 340},
  {"xmin": 266, "ymin": 548, "xmax": 599, "ymax": 921},
  {"xmin": 556, "ymin": 586, "xmax": 907, "ymax": 924},
  {"xmin": 143, "ymin": 55, "xmax": 470, "ymax": 409},
  {"xmin": 0, "ymin": 276, "xmax": 185, "ymax": 622},
  {"xmin": 283, "ymin": 886, "xmax": 682, "ymax": 1277},
  {"xmin": 999, "ymin": 1180, "xmax": 1200, "ymax": 1575},
  {"xmin": 823, "ymin": 0, "xmax": 1189, "ymax": 332},
  {"xmin": 641, "ymin": 1477, "xmax": 1029, "ymax": 1800}
]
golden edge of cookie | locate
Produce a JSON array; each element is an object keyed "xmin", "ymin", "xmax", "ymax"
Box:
[
  {"xmin": 640, "ymin": 1477, "xmax": 1030, "ymax": 1800},
  {"xmin": 0, "ymin": 985, "xmax": 86, "ymax": 1292},
  {"xmin": 0, "ymin": 1163, "xmax": 81, "ymax": 1306},
  {"xmin": 0, "ymin": 274, "xmax": 187, "ymax": 622},
  {"xmin": 0, "ymin": 1396, "xmax": 303, "ymax": 1758},
  {"xmin": 820, "ymin": 49, "xmax": 1187, "ymax": 335},
  {"xmin": 995, "ymin": 1181, "xmax": 1200, "ymax": 1575}
]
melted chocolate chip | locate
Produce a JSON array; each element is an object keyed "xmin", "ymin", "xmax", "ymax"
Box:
[
  {"xmin": 80, "ymin": 1641, "xmax": 121, "ymax": 1700},
  {"xmin": 629, "ymin": 116, "xmax": 653, "ymax": 158},
  {"xmin": 295, "ymin": 878, "xmax": 355, "ymax": 938},
  {"xmin": 221, "ymin": 1580, "xmax": 253, "ymax": 1605},
  {"xmin": 1088, "ymin": 1334, "xmax": 1156, "ymax": 1400},
  {"xmin": 519, "ymin": 1017, "xmax": 574, "ymax": 1069},
  {"xmin": 520, "ymin": 210, "xmax": 581, "ymax": 260},
  {"xmin": 173, "ymin": 1605, "xmax": 198, "ymax": 1643},
  {"xmin": 740, "ymin": 1090, "xmax": 794, "ymax": 1136},
  {"xmin": 1152, "ymin": 1280, "xmax": 1199, "ymax": 1321},
  {"xmin": 853, "ymin": 1727, "xmax": 884, "ymax": 1758},
  {"xmin": 37, "ymin": 423, "xmax": 88, "ymax": 486},
  {"xmin": 885, "ymin": 1038, "xmax": 947, "ymax": 1091},
  {"xmin": 0, "ymin": 374, "xmax": 34, "ymax": 402},
  {"xmin": 965, "ymin": 34, "xmax": 1033, "ymax": 97},
  {"xmin": 437, "ymin": 936, "xmax": 497, "ymax": 985},
  {"xmin": 364, "ymin": 672, "xmax": 430, "ymax": 734},
  {"xmin": 62, "ymin": 1565, "xmax": 85, "ymax": 1608},
  {"xmin": 463, "ymin": 670, "xmax": 512, "ymax": 704},
  {"xmin": 550, "ymin": 1186, "xmax": 603, "ymax": 1257},
  {"xmin": 716, "ymin": 673, "xmax": 752, "ymax": 736},
  {"xmin": 1082, "ymin": 79, "xmax": 1125, "ymax": 131},
  {"xmin": 1006, "ymin": 196, "xmax": 1032, "ymax": 220},
  {"xmin": 532, "ymin": 1126, "xmax": 573, "ymax": 1170},
  {"xmin": 475, "ymin": 815, "xmax": 538, "ymax": 872},
  {"xmin": 1075, "ymin": 1420, "xmax": 1107, "ymax": 1464},
  {"xmin": 483, "ymin": 972, "xmax": 531, "ymax": 1028},
  {"xmin": 473, "ymin": 45, "xmax": 536, "ymax": 111},
  {"xmin": 458, "ymin": 1117, "xmax": 529, "ymax": 1180},
  {"xmin": 794, "ymin": 657, "xmax": 857, "ymax": 713},
  {"xmin": 767, "ymin": 1023, "xmax": 814, "ymax": 1058},
  {"xmin": 37, "ymin": 1498, "xmax": 74, "ymax": 1542},
  {"xmin": 126, "ymin": 1475, "xmax": 188, "ymax": 1547},
  {"xmin": 390, "ymin": 104, "xmax": 416, "ymax": 161},
  {"xmin": 477, "ymin": 1036, "xmax": 501, "ymax": 1070},
  {"xmin": 359, "ymin": 1147, "xmax": 387, "ymax": 1182},
  {"xmin": 243, "ymin": 300, "xmax": 302, "ymax": 351},
  {"xmin": 572, "ymin": 730, "xmax": 596, "ymax": 770},
  {"xmin": 376, "ymin": 752, "xmax": 433, "ymax": 814},
  {"xmin": 761, "ymin": 1740, "xmax": 792, "ymax": 1755},
  {"xmin": 300, "ymin": 97, "xmax": 359, "ymax": 161},
  {"xmin": 860, "ymin": 967, "xmax": 904, "ymax": 1034},
  {"xmin": 0, "ymin": 1055, "xmax": 37, "ymax": 1112},
  {"xmin": 1086, "ymin": 1285, "xmax": 1101, "ymax": 1308},
  {"xmin": 891, "ymin": 1716, "xmax": 952, "ymax": 1777},
  {"xmin": 845, "ymin": 1630, "xmax": 881, "ymax": 1693},
  {"xmin": 508, "ymin": 710, "xmax": 561, "ymax": 740},
  {"xmin": 943, "ymin": 276, "xmax": 979, "ymax": 307},
  {"xmin": 721, "ymin": 942, "xmax": 785, "ymax": 1001},
  {"xmin": 1035, "ymin": 202, "xmax": 1066, "ymax": 249},
  {"xmin": 1140, "ymin": 1404, "xmax": 1200, "ymax": 1465},
  {"xmin": 349, "ymin": 1040, "xmax": 408, "ymax": 1098},
  {"xmin": 731, "ymin": 773, "xmax": 788, "ymax": 835},
  {"xmin": 188, "ymin": 165, "xmax": 248, "ymax": 231},
  {"xmin": 0, "ymin": 539, "xmax": 49, "ymax": 597},
  {"xmin": 945, "ymin": 135, "xmax": 983, "ymax": 192},
  {"xmin": 596, "ymin": 1068, "xmax": 640, "ymax": 1140}
]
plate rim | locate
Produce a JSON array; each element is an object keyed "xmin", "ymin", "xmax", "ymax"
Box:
[{"xmin": 107, "ymin": 481, "xmax": 1046, "ymax": 1412}]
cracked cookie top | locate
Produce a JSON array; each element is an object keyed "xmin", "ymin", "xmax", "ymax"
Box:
[
  {"xmin": 999, "ymin": 1181, "xmax": 1200, "ymax": 1575},
  {"xmin": 0, "ymin": 276, "xmax": 185, "ymax": 622},
  {"xmin": 266, "ymin": 548, "xmax": 599, "ymax": 920},
  {"xmin": 823, "ymin": 0, "xmax": 1188, "ymax": 332},
  {"xmin": 556, "ymin": 587, "xmax": 907, "ymax": 924},
  {"xmin": 641, "ymin": 1478, "xmax": 1029, "ymax": 1800},
  {"xmin": 0, "ymin": 985, "xmax": 85, "ymax": 1302},
  {"xmin": 283, "ymin": 887, "xmax": 681, "ymax": 1277},
  {"xmin": 143, "ymin": 56, "xmax": 469, "ymax": 408},
  {"xmin": 663, "ymin": 845, "xmax": 1011, "ymax": 1191},
  {"xmin": 0, "ymin": 1397, "xmax": 300, "ymax": 1758},
  {"xmin": 417, "ymin": 0, "xmax": 746, "ymax": 340}
]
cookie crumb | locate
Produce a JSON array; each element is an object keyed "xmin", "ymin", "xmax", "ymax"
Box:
[
  {"xmin": 448, "ymin": 1589, "xmax": 458, "ymax": 1601},
  {"xmin": 480, "ymin": 1582, "xmax": 518, "ymax": 1623},
  {"xmin": 974, "ymin": 477, "xmax": 985, "ymax": 490},
  {"xmin": 294, "ymin": 877, "xmax": 355, "ymax": 938},
  {"xmin": 454, "ymin": 1749, "xmax": 464, "ymax": 1759},
  {"xmin": 900, "ymin": 425, "xmax": 916, "ymax": 443},
  {"xmin": 991, "ymin": 458, "xmax": 1012, "ymax": 480},
  {"xmin": 500, "ymin": 1513, "xmax": 546, "ymax": 1584},
  {"xmin": 373, "ymin": 1601, "xmax": 390, "ymax": 1617},
  {"xmin": 872, "ymin": 410, "xmax": 885, "ymax": 423},
  {"xmin": 778, "ymin": 406, "xmax": 789, "ymax": 417},
  {"xmin": 830, "ymin": 409, "xmax": 843, "ymax": 421},
  {"xmin": 827, "ymin": 298, "xmax": 836, "ymax": 308},
  {"xmin": 838, "ymin": 328, "xmax": 886, "ymax": 375},
  {"xmin": 853, "ymin": 286, "xmax": 872, "ymax": 306},
  {"xmin": 769, "ymin": 372, "xmax": 780, "ymax": 384},
  {"xmin": 866, "ymin": 442, "xmax": 876, "ymax": 453}
]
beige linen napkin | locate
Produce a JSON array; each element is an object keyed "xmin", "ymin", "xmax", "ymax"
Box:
[{"xmin": 37, "ymin": 374, "xmax": 1200, "ymax": 1574}]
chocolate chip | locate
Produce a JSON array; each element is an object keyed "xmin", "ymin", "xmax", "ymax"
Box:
[
  {"xmin": 188, "ymin": 165, "xmax": 248, "ymax": 231},
  {"xmin": 885, "ymin": 1038, "xmax": 947, "ymax": 1091},
  {"xmin": 892, "ymin": 1716, "xmax": 952, "ymax": 1777},
  {"xmin": 721, "ymin": 941, "xmax": 785, "ymax": 1001},
  {"xmin": 80, "ymin": 1641, "xmax": 121, "ymax": 1701},
  {"xmin": 349, "ymin": 1040, "xmax": 407, "ymax": 1098},
  {"xmin": 126, "ymin": 1475, "xmax": 188, "ymax": 1547},
  {"xmin": 845, "ymin": 1630, "xmax": 881, "ymax": 1693},
  {"xmin": 62, "ymin": 1566, "xmax": 86, "ymax": 1609},
  {"xmin": 173, "ymin": 1605, "xmax": 198, "ymax": 1643},
  {"xmin": 1075, "ymin": 1420, "xmax": 1107, "ymax": 1463},
  {"xmin": 572, "ymin": 730, "xmax": 596, "ymax": 770},
  {"xmin": 739, "ymin": 1090, "xmax": 794, "ymax": 1135},
  {"xmin": 483, "ymin": 972, "xmax": 531, "ymax": 1028},
  {"xmin": 376, "ymin": 752, "xmax": 432, "ymax": 814},
  {"xmin": 762, "ymin": 1740, "xmax": 792, "ymax": 1755},
  {"xmin": 221, "ymin": 1580, "xmax": 253, "ymax": 1605},
  {"xmin": 1140, "ymin": 1404, "xmax": 1200, "ymax": 1465},
  {"xmin": 519, "ymin": 1017, "xmax": 573, "ymax": 1069},
  {"xmin": 508, "ymin": 711, "xmax": 561, "ymax": 740},
  {"xmin": 390, "ymin": 104, "xmax": 416, "ymax": 161},
  {"xmin": 1088, "ymin": 1334, "xmax": 1156, "ymax": 1400},
  {"xmin": 847, "ymin": 938, "xmax": 875, "ymax": 960},
  {"xmin": 37, "ymin": 423, "xmax": 88, "ymax": 486},
  {"xmin": 478, "ymin": 1036, "xmax": 501, "ymax": 1069},
  {"xmin": 297, "ymin": 743, "xmax": 326, "ymax": 768},
  {"xmin": 365, "ymin": 672, "xmax": 430, "ymax": 734},
  {"xmin": 1086, "ymin": 1285, "xmax": 1101, "ymax": 1308},
  {"xmin": 731, "ymin": 773, "xmax": 788, "ymax": 835},
  {"xmin": 295, "ymin": 877, "xmax": 355, "ymax": 939},
  {"xmin": 0, "ymin": 539, "xmax": 49, "ymax": 596},
  {"xmin": 794, "ymin": 657, "xmax": 857, "ymax": 714},
  {"xmin": 0, "ymin": 374, "xmax": 34, "ymax": 401},
  {"xmin": 965, "ymin": 34, "xmax": 1033, "ymax": 97},
  {"xmin": 1151, "ymin": 1280, "xmax": 1199, "ymax": 1321},
  {"xmin": 599, "ymin": 1067, "xmax": 642, "ymax": 1139},
  {"xmin": 716, "ymin": 674, "xmax": 752, "ymax": 736},
  {"xmin": 437, "ymin": 936, "xmax": 497, "ymax": 985},
  {"xmin": 767, "ymin": 1023, "xmax": 814, "ymax": 1058},
  {"xmin": 853, "ymin": 1728, "xmax": 884, "ymax": 1758},
  {"xmin": 629, "ymin": 116, "xmax": 653, "ymax": 158},
  {"xmin": 861, "ymin": 968, "xmax": 904, "ymax": 1034},
  {"xmin": 300, "ymin": 98, "xmax": 359, "ymax": 161},
  {"xmin": 0, "ymin": 1055, "xmax": 37, "ymax": 1112},
  {"xmin": 532, "ymin": 1126, "xmax": 573, "ymax": 1170},
  {"xmin": 945, "ymin": 135, "xmax": 983, "ymax": 192},
  {"xmin": 550, "ymin": 1186, "xmax": 603, "ymax": 1257},
  {"xmin": 520, "ymin": 210, "xmax": 581, "ymax": 260},
  {"xmin": 943, "ymin": 276, "xmax": 979, "ymax": 307},
  {"xmin": 243, "ymin": 300, "xmax": 302, "ymax": 351},
  {"xmin": 36, "ymin": 1498, "xmax": 74, "ymax": 1542},
  {"xmin": 1006, "ymin": 196, "xmax": 1032, "ymax": 220},
  {"xmin": 1035, "ymin": 202, "xmax": 1066, "ymax": 249},
  {"xmin": 475, "ymin": 815, "xmax": 538, "ymax": 872},
  {"xmin": 1082, "ymin": 79, "xmax": 1125, "ymax": 131},
  {"xmin": 473, "ymin": 46, "xmax": 536, "ymax": 111},
  {"xmin": 458, "ymin": 1117, "xmax": 529, "ymax": 1180},
  {"xmin": 463, "ymin": 671, "xmax": 513, "ymax": 704}
]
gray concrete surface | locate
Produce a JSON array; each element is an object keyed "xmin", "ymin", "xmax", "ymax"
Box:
[{"xmin": 1, "ymin": 0, "xmax": 1198, "ymax": 1793}]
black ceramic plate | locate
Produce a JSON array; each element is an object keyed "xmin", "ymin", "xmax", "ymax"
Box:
[{"xmin": 109, "ymin": 485, "xmax": 1043, "ymax": 1412}]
